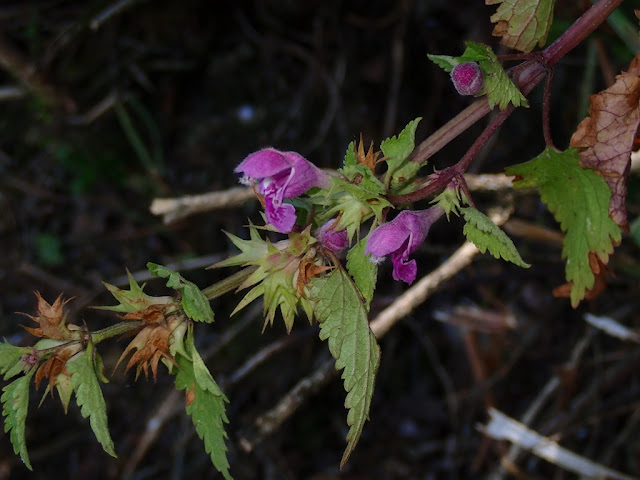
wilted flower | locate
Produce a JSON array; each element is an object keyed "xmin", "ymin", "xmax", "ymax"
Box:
[
  {"xmin": 236, "ymin": 148, "xmax": 331, "ymax": 233},
  {"xmin": 365, "ymin": 206, "xmax": 443, "ymax": 284},
  {"xmin": 315, "ymin": 220, "xmax": 349, "ymax": 253}
]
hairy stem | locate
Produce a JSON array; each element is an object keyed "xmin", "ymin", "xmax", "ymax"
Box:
[
  {"xmin": 91, "ymin": 320, "xmax": 143, "ymax": 345},
  {"xmin": 202, "ymin": 265, "xmax": 258, "ymax": 300}
]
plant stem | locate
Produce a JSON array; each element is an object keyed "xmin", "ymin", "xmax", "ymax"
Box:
[
  {"xmin": 201, "ymin": 266, "xmax": 258, "ymax": 300},
  {"xmin": 91, "ymin": 320, "xmax": 143, "ymax": 345},
  {"xmin": 393, "ymin": 0, "xmax": 623, "ymax": 204},
  {"xmin": 543, "ymin": 0, "xmax": 626, "ymax": 66}
]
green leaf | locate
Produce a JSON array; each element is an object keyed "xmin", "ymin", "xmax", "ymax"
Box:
[
  {"xmin": 427, "ymin": 54, "xmax": 458, "ymax": 72},
  {"xmin": 67, "ymin": 346, "xmax": 116, "ymax": 457},
  {"xmin": 506, "ymin": 147, "xmax": 622, "ymax": 306},
  {"xmin": 346, "ymin": 235, "xmax": 378, "ymax": 310},
  {"xmin": 2, "ymin": 371, "xmax": 34, "ymax": 470},
  {"xmin": 382, "ymin": 118, "xmax": 423, "ymax": 188},
  {"xmin": 382, "ymin": 117, "xmax": 421, "ymax": 168},
  {"xmin": 0, "ymin": 343, "xmax": 32, "ymax": 380},
  {"xmin": 339, "ymin": 142, "xmax": 387, "ymax": 197},
  {"xmin": 99, "ymin": 270, "xmax": 172, "ymax": 313},
  {"xmin": 487, "ymin": 0, "xmax": 556, "ymax": 53},
  {"xmin": 460, "ymin": 207, "xmax": 530, "ymax": 268},
  {"xmin": 147, "ymin": 263, "xmax": 214, "ymax": 323},
  {"xmin": 174, "ymin": 338, "xmax": 231, "ymax": 480},
  {"xmin": 458, "ymin": 42, "xmax": 528, "ymax": 109},
  {"xmin": 431, "ymin": 187, "xmax": 463, "ymax": 220},
  {"xmin": 310, "ymin": 269, "xmax": 380, "ymax": 468}
]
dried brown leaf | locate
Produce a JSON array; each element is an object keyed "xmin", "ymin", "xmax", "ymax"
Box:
[
  {"xmin": 20, "ymin": 292, "xmax": 78, "ymax": 340},
  {"xmin": 570, "ymin": 54, "xmax": 640, "ymax": 230}
]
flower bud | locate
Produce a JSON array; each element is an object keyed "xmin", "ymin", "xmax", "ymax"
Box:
[
  {"xmin": 450, "ymin": 62, "xmax": 484, "ymax": 96},
  {"xmin": 315, "ymin": 220, "xmax": 348, "ymax": 253}
]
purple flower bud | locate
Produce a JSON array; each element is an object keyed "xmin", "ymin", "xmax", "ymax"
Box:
[
  {"xmin": 236, "ymin": 148, "xmax": 331, "ymax": 233},
  {"xmin": 450, "ymin": 62, "xmax": 484, "ymax": 96},
  {"xmin": 315, "ymin": 220, "xmax": 349, "ymax": 253},
  {"xmin": 365, "ymin": 206, "xmax": 443, "ymax": 284}
]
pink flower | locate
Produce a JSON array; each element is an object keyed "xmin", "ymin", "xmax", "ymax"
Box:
[
  {"xmin": 365, "ymin": 207, "xmax": 443, "ymax": 284},
  {"xmin": 315, "ymin": 220, "xmax": 348, "ymax": 253},
  {"xmin": 236, "ymin": 148, "xmax": 331, "ymax": 233}
]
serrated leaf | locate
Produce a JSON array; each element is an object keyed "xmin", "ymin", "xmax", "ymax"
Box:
[
  {"xmin": 0, "ymin": 343, "xmax": 32, "ymax": 380},
  {"xmin": 147, "ymin": 263, "xmax": 214, "ymax": 323},
  {"xmin": 487, "ymin": 0, "xmax": 556, "ymax": 53},
  {"xmin": 427, "ymin": 54, "xmax": 458, "ymax": 73},
  {"xmin": 346, "ymin": 236, "xmax": 378, "ymax": 310},
  {"xmin": 310, "ymin": 269, "xmax": 380, "ymax": 468},
  {"xmin": 99, "ymin": 270, "xmax": 170, "ymax": 313},
  {"xmin": 570, "ymin": 53, "xmax": 640, "ymax": 229},
  {"xmin": 458, "ymin": 42, "xmax": 528, "ymax": 110},
  {"xmin": 67, "ymin": 347, "xmax": 116, "ymax": 457},
  {"xmin": 174, "ymin": 344, "xmax": 231, "ymax": 480},
  {"xmin": 460, "ymin": 207, "xmax": 530, "ymax": 268},
  {"xmin": 506, "ymin": 147, "xmax": 622, "ymax": 306},
  {"xmin": 382, "ymin": 117, "xmax": 421, "ymax": 168},
  {"xmin": 2, "ymin": 371, "xmax": 34, "ymax": 470}
]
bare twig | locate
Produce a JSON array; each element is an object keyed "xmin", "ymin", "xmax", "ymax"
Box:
[
  {"xmin": 487, "ymin": 328, "xmax": 594, "ymax": 480},
  {"xmin": 150, "ymin": 173, "xmax": 513, "ymax": 224}
]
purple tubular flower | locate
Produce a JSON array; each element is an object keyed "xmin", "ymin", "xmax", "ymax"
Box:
[
  {"xmin": 365, "ymin": 206, "xmax": 443, "ymax": 284},
  {"xmin": 315, "ymin": 220, "xmax": 349, "ymax": 253},
  {"xmin": 236, "ymin": 148, "xmax": 331, "ymax": 233}
]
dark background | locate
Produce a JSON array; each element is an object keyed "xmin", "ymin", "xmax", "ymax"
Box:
[{"xmin": 1, "ymin": 1, "xmax": 639, "ymax": 479}]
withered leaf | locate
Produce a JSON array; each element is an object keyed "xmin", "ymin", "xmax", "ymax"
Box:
[
  {"xmin": 570, "ymin": 54, "xmax": 640, "ymax": 230},
  {"xmin": 20, "ymin": 292, "xmax": 78, "ymax": 341}
]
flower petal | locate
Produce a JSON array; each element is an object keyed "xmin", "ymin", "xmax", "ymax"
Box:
[
  {"xmin": 265, "ymin": 200, "xmax": 297, "ymax": 233},
  {"xmin": 391, "ymin": 254, "xmax": 417, "ymax": 284},
  {"xmin": 235, "ymin": 148, "xmax": 292, "ymax": 178}
]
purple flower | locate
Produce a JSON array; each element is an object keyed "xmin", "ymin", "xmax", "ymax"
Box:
[
  {"xmin": 236, "ymin": 148, "xmax": 331, "ymax": 233},
  {"xmin": 365, "ymin": 207, "xmax": 443, "ymax": 284},
  {"xmin": 315, "ymin": 220, "xmax": 348, "ymax": 253}
]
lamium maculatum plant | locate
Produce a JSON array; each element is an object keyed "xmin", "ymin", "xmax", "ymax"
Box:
[{"xmin": 1, "ymin": 1, "xmax": 637, "ymax": 478}]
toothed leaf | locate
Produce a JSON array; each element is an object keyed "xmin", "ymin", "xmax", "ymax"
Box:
[
  {"xmin": 311, "ymin": 269, "xmax": 380, "ymax": 468},
  {"xmin": 147, "ymin": 263, "xmax": 214, "ymax": 323},
  {"xmin": 2, "ymin": 371, "xmax": 34, "ymax": 470},
  {"xmin": 460, "ymin": 207, "xmax": 530, "ymax": 268}
]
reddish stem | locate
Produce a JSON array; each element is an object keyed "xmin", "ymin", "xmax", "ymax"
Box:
[
  {"xmin": 542, "ymin": 66, "xmax": 556, "ymax": 149},
  {"xmin": 391, "ymin": 0, "xmax": 623, "ymax": 206}
]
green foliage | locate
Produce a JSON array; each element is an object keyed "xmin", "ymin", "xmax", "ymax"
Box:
[
  {"xmin": 487, "ymin": 0, "xmax": 556, "ymax": 53},
  {"xmin": 67, "ymin": 346, "xmax": 116, "ymax": 458},
  {"xmin": 426, "ymin": 54, "xmax": 459, "ymax": 72},
  {"xmin": 2, "ymin": 371, "xmax": 34, "ymax": 470},
  {"xmin": 429, "ymin": 42, "xmax": 529, "ymax": 109},
  {"xmin": 340, "ymin": 141, "xmax": 387, "ymax": 196},
  {"xmin": 506, "ymin": 147, "xmax": 622, "ymax": 306},
  {"xmin": 460, "ymin": 207, "xmax": 530, "ymax": 268},
  {"xmin": 100, "ymin": 270, "xmax": 173, "ymax": 313},
  {"xmin": 431, "ymin": 186, "xmax": 464, "ymax": 220},
  {"xmin": 346, "ymin": 235, "xmax": 378, "ymax": 310},
  {"xmin": 458, "ymin": 42, "xmax": 528, "ymax": 109},
  {"xmin": 147, "ymin": 263, "xmax": 214, "ymax": 323},
  {"xmin": 381, "ymin": 118, "xmax": 423, "ymax": 188},
  {"xmin": 174, "ymin": 331, "xmax": 231, "ymax": 480},
  {"xmin": 0, "ymin": 343, "xmax": 33, "ymax": 380},
  {"xmin": 311, "ymin": 269, "xmax": 380, "ymax": 468}
]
